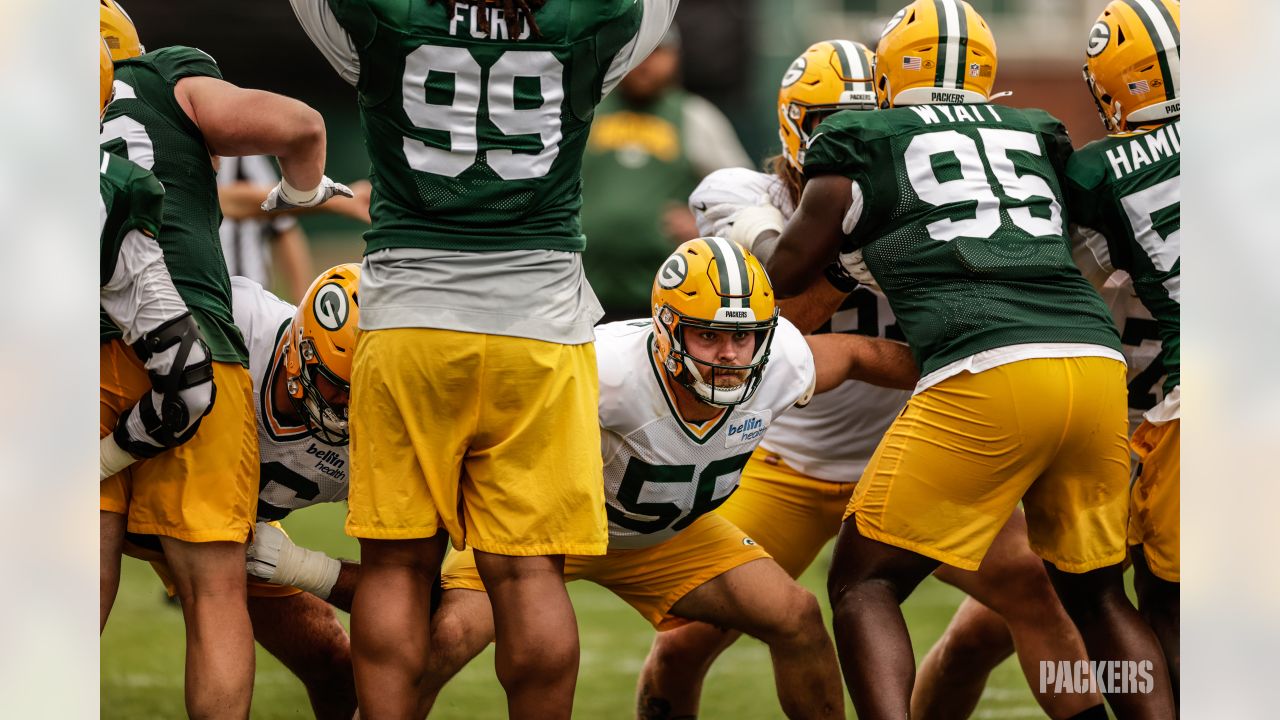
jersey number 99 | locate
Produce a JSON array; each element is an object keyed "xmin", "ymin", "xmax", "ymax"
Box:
[{"xmin": 402, "ymin": 45, "xmax": 563, "ymax": 180}]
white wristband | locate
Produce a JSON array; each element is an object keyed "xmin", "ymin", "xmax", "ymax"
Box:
[
  {"xmin": 726, "ymin": 205, "xmax": 786, "ymax": 253},
  {"xmin": 273, "ymin": 542, "xmax": 342, "ymax": 599},
  {"xmin": 279, "ymin": 178, "xmax": 321, "ymax": 206},
  {"xmin": 101, "ymin": 433, "xmax": 139, "ymax": 481}
]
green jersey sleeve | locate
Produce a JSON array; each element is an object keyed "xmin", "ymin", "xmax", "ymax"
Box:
[{"xmin": 100, "ymin": 151, "xmax": 165, "ymax": 288}]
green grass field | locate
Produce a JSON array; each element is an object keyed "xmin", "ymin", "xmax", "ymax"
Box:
[{"xmin": 101, "ymin": 502, "xmax": 1046, "ymax": 719}]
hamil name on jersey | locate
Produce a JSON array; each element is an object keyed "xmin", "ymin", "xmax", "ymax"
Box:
[
  {"xmin": 1105, "ymin": 122, "xmax": 1180, "ymax": 181},
  {"xmin": 726, "ymin": 416, "xmax": 768, "ymax": 447},
  {"xmin": 911, "ymin": 103, "xmax": 1004, "ymax": 125},
  {"xmin": 446, "ymin": 2, "xmax": 533, "ymax": 40}
]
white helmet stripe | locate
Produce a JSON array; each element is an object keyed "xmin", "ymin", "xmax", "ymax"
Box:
[
  {"xmin": 708, "ymin": 237, "xmax": 748, "ymax": 308},
  {"xmin": 937, "ymin": 0, "xmax": 963, "ymax": 90},
  {"xmin": 1130, "ymin": 0, "xmax": 1180, "ymax": 98}
]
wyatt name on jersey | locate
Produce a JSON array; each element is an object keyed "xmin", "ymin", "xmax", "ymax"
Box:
[{"xmin": 447, "ymin": 2, "xmax": 534, "ymax": 40}]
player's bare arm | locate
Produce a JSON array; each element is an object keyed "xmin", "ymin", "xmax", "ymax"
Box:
[
  {"xmin": 767, "ymin": 174, "xmax": 853, "ymax": 298},
  {"xmin": 173, "ymin": 76, "xmax": 351, "ymax": 209},
  {"xmin": 807, "ymin": 333, "xmax": 918, "ymax": 393}
]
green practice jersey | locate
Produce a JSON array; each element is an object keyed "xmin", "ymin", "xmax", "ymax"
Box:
[
  {"xmin": 805, "ymin": 104, "xmax": 1121, "ymax": 376},
  {"xmin": 99, "ymin": 150, "xmax": 164, "ymax": 293},
  {"xmin": 100, "ymin": 46, "xmax": 248, "ymax": 366},
  {"xmin": 1065, "ymin": 122, "xmax": 1180, "ymax": 394},
  {"xmin": 323, "ymin": 0, "xmax": 643, "ymax": 254}
]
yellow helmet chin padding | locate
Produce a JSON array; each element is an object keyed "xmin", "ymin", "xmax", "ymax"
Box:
[
  {"xmin": 1083, "ymin": 0, "xmax": 1181, "ymax": 133},
  {"xmin": 875, "ymin": 0, "xmax": 997, "ymax": 108}
]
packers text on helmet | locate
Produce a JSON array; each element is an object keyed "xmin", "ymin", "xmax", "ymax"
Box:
[
  {"xmin": 651, "ymin": 237, "xmax": 779, "ymax": 407},
  {"xmin": 101, "ymin": 0, "xmax": 143, "ymax": 61},
  {"xmin": 875, "ymin": 0, "xmax": 996, "ymax": 108},
  {"xmin": 1083, "ymin": 0, "xmax": 1180, "ymax": 133},
  {"xmin": 777, "ymin": 40, "xmax": 877, "ymax": 172},
  {"xmin": 283, "ymin": 264, "xmax": 361, "ymax": 445}
]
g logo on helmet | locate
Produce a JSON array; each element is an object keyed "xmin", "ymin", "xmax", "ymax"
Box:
[
  {"xmin": 1086, "ymin": 21, "xmax": 1111, "ymax": 57},
  {"xmin": 657, "ymin": 254, "xmax": 689, "ymax": 290},
  {"xmin": 313, "ymin": 282, "xmax": 349, "ymax": 331},
  {"xmin": 881, "ymin": 7, "xmax": 907, "ymax": 38},
  {"xmin": 781, "ymin": 56, "xmax": 807, "ymax": 88}
]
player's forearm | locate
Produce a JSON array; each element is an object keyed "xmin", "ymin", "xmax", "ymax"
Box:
[
  {"xmin": 324, "ymin": 561, "xmax": 360, "ymax": 613},
  {"xmin": 178, "ymin": 78, "xmax": 326, "ymax": 191},
  {"xmin": 271, "ymin": 227, "xmax": 314, "ymax": 302},
  {"xmin": 808, "ymin": 334, "xmax": 918, "ymax": 393},
  {"xmin": 778, "ymin": 278, "xmax": 849, "ymax": 335}
]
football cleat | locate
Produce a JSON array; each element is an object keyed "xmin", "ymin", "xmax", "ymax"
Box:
[
  {"xmin": 651, "ymin": 237, "xmax": 779, "ymax": 407},
  {"xmin": 777, "ymin": 40, "xmax": 877, "ymax": 172},
  {"xmin": 1083, "ymin": 0, "xmax": 1180, "ymax": 133},
  {"xmin": 874, "ymin": 0, "xmax": 996, "ymax": 108},
  {"xmin": 100, "ymin": 0, "xmax": 144, "ymax": 61},
  {"xmin": 283, "ymin": 264, "xmax": 361, "ymax": 445}
]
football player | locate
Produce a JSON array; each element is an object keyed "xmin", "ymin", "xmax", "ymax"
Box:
[
  {"xmin": 1066, "ymin": 0, "xmax": 1182, "ymax": 704},
  {"xmin": 641, "ymin": 39, "xmax": 1101, "ymax": 720},
  {"xmin": 424, "ymin": 236, "xmax": 922, "ymax": 718},
  {"xmin": 763, "ymin": 1, "xmax": 1175, "ymax": 717},
  {"xmin": 245, "ymin": 237, "xmax": 919, "ymax": 718},
  {"xmin": 133, "ymin": 266, "xmax": 362, "ymax": 719},
  {"xmin": 288, "ymin": 0, "xmax": 679, "ymax": 714},
  {"xmin": 98, "ymin": 36, "xmax": 215, "ymax": 633},
  {"xmin": 98, "ymin": 2, "xmax": 352, "ymax": 717}
]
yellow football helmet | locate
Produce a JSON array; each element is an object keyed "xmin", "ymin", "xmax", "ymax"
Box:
[
  {"xmin": 874, "ymin": 0, "xmax": 996, "ymax": 108},
  {"xmin": 283, "ymin": 264, "xmax": 361, "ymax": 445},
  {"xmin": 652, "ymin": 237, "xmax": 779, "ymax": 407},
  {"xmin": 1083, "ymin": 0, "xmax": 1180, "ymax": 133},
  {"xmin": 100, "ymin": 37, "xmax": 114, "ymax": 117},
  {"xmin": 777, "ymin": 40, "xmax": 877, "ymax": 172},
  {"xmin": 100, "ymin": 0, "xmax": 143, "ymax": 61}
]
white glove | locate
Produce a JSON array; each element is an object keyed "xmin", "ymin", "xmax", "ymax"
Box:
[
  {"xmin": 246, "ymin": 521, "xmax": 341, "ymax": 599},
  {"xmin": 261, "ymin": 176, "xmax": 354, "ymax": 212},
  {"xmin": 722, "ymin": 204, "xmax": 786, "ymax": 253},
  {"xmin": 837, "ymin": 248, "xmax": 882, "ymax": 293},
  {"xmin": 100, "ymin": 433, "xmax": 139, "ymax": 481}
]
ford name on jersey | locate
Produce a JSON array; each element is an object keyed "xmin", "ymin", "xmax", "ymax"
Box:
[
  {"xmin": 230, "ymin": 276, "xmax": 351, "ymax": 521},
  {"xmin": 596, "ymin": 318, "xmax": 815, "ymax": 549}
]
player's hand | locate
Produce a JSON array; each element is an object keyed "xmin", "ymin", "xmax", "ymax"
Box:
[
  {"xmin": 245, "ymin": 520, "xmax": 342, "ymax": 598},
  {"xmin": 246, "ymin": 521, "xmax": 288, "ymax": 582},
  {"xmin": 837, "ymin": 247, "xmax": 882, "ymax": 292},
  {"xmin": 261, "ymin": 176, "xmax": 354, "ymax": 212},
  {"xmin": 100, "ymin": 434, "xmax": 139, "ymax": 481}
]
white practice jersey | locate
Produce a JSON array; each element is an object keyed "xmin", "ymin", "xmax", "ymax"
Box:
[
  {"xmin": 690, "ymin": 169, "xmax": 911, "ymax": 483},
  {"xmin": 231, "ymin": 277, "xmax": 350, "ymax": 521},
  {"xmin": 1101, "ymin": 272, "xmax": 1167, "ymax": 433},
  {"xmin": 598, "ymin": 318, "xmax": 816, "ymax": 549}
]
